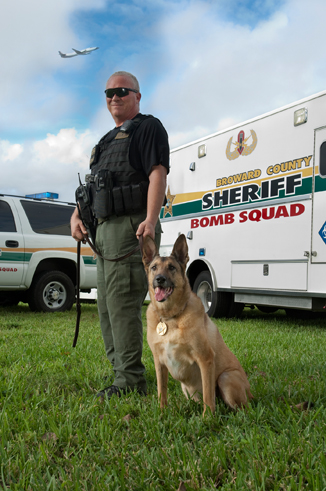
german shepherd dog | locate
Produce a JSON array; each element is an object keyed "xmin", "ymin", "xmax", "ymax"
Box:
[{"xmin": 142, "ymin": 234, "xmax": 253, "ymax": 415}]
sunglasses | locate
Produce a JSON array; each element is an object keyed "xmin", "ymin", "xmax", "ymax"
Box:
[{"xmin": 104, "ymin": 87, "xmax": 138, "ymax": 98}]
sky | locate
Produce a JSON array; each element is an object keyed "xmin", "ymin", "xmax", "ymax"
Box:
[{"xmin": 1, "ymin": 0, "xmax": 326, "ymax": 202}]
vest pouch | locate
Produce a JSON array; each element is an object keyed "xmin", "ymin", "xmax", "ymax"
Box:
[
  {"xmin": 130, "ymin": 185, "xmax": 143, "ymax": 212},
  {"xmin": 115, "ymin": 183, "xmax": 148, "ymax": 216},
  {"xmin": 121, "ymin": 185, "xmax": 133, "ymax": 214},
  {"xmin": 94, "ymin": 169, "xmax": 113, "ymax": 219},
  {"xmin": 112, "ymin": 187, "xmax": 125, "ymax": 216}
]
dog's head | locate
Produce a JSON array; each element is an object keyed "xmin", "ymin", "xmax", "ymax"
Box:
[{"xmin": 142, "ymin": 234, "xmax": 189, "ymax": 304}]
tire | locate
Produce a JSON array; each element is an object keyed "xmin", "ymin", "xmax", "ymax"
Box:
[
  {"xmin": 193, "ymin": 271, "xmax": 231, "ymax": 318},
  {"xmin": 28, "ymin": 271, "xmax": 75, "ymax": 312},
  {"xmin": 257, "ymin": 305, "xmax": 279, "ymax": 314},
  {"xmin": 228, "ymin": 294, "xmax": 244, "ymax": 318}
]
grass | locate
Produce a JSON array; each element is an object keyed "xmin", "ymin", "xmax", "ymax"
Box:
[{"xmin": 0, "ymin": 303, "xmax": 325, "ymax": 490}]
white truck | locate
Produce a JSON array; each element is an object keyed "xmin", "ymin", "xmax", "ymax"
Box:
[
  {"xmin": 160, "ymin": 91, "xmax": 326, "ymax": 317},
  {"xmin": 0, "ymin": 195, "xmax": 97, "ymax": 312}
]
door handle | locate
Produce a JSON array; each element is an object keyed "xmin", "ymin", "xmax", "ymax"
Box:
[{"xmin": 5, "ymin": 240, "xmax": 19, "ymax": 248}]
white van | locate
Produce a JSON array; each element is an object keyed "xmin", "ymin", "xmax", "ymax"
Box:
[
  {"xmin": 0, "ymin": 195, "xmax": 97, "ymax": 312},
  {"xmin": 160, "ymin": 91, "xmax": 326, "ymax": 317}
]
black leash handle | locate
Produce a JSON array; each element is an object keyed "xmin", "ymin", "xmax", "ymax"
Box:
[{"xmin": 73, "ymin": 240, "xmax": 81, "ymax": 347}]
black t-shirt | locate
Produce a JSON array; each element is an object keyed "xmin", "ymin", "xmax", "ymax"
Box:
[{"xmin": 103, "ymin": 114, "xmax": 170, "ymax": 177}]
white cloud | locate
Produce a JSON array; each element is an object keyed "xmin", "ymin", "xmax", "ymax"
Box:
[
  {"xmin": 0, "ymin": 129, "xmax": 98, "ymax": 202},
  {"xmin": 0, "ymin": 141, "xmax": 23, "ymax": 161},
  {"xmin": 0, "ymin": 0, "xmax": 108, "ymax": 200},
  {"xmin": 0, "ymin": 0, "xmax": 106, "ymax": 135},
  {"xmin": 145, "ymin": 0, "xmax": 326, "ymax": 148},
  {"xmin": 33, "ymin": 128, "xmax": 93, "ymax": 164},
  {"xmin": 2, "ymin": 0, "xmax": 326, "ymax": 200}
]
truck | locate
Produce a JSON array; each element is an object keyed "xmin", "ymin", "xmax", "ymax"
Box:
[
  {"xmin": 0, "ymin": 194, "xmax": 97, "ymax": 312},
  {"xmin": 159, "ymin": 90, "xmax": 326, "ymax": 317}
]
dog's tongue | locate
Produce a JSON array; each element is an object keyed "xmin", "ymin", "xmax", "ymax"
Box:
[{"xmin": 155, "ymin": 287, "xmax": 172, "ymax": 302}]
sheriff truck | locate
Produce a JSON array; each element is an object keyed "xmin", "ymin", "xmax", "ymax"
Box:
[
  {"xmin": 0, "ymin": 194, "xmax": 97, "ymax": 312},
  {"xmin": 159, "ymin": 90, "xmax": 326, "ymax": 317}
]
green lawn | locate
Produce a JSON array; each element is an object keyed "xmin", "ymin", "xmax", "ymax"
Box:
[{"xmin": 0, "ymin": 304, "xmax": 325, "ymax": 490}]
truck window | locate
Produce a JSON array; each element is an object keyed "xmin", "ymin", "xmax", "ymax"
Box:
[
  {"xmin": 0, "ymin": 201, "xmax": 17, "ymax": 232},
  {"xmin": 320, "ymin": 141, "xmax": 326, "ymax": 177},
  {"xmin": 20, "ymin": 200, "xmax": 75, "ymax": 236}
]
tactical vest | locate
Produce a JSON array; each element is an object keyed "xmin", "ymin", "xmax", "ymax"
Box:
[{"xmin": 87, "ymin": 114, "xmax": 151, "ymax": 219}]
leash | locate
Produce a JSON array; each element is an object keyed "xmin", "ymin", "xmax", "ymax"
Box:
[
  {"xmin": 76, "ymin": 201, "xmax": 142, "ymax": 262},
  {"xmin": 73, "ymin": 240, "xmax": 81, "ymax": 348},
  {"xmin": 73, "ymin": 233, "xmax": 144, "ymax": 347},
  {"xmin": 84, "ymin": 235, "xmax": 142, "ymax": 263}
]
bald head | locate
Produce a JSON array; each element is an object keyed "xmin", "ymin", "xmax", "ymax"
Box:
[{"xmin": 107, "ymin": 71, "xmax": 140, "ymax": 92}]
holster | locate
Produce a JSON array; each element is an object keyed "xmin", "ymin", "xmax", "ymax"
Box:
[{"xmin": 75, "ymin": 181, "xmax": 97, "ymax": 243}]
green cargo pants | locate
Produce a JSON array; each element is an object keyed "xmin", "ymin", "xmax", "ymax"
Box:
[{"xmin": 96, "ymin": 212, "xmax": 161, "ymax": 393}]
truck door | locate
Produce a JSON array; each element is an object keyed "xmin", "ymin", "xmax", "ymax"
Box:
[
  {"xmin": 312, "ymin": 126, "xmax": 326, "ymax": 263},
  {"xmin": 0, "ymin": 198, "xmax": 25, "ymax": 286}
]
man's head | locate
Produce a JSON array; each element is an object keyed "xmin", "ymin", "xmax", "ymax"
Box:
[{"xmin": 105, "ymin": 71, "xmax": 141, "ymax": 127}]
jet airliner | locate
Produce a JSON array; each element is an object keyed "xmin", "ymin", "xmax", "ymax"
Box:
[{"xmin": 59, "ymin": 47, "xmax": 99, "ymax": 58}]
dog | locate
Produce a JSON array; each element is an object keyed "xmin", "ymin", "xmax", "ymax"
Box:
[{"xmin": 142, "ymin": 233, "xmax": 253, "ymax": 415}]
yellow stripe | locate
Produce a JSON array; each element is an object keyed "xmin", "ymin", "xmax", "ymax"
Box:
[
  {"xmin": 2, "ymin": 246, "xmax": 93, "ymax": 256},
  {"xmin": 173, "ymin": 167, "xmax": 314, "ymax": 205}
]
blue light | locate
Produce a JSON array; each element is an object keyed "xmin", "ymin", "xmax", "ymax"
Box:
[
  {"xmin": 199, "ymin": 248, "xmax": 206, "ymax": 256},
  {"xmin": 25, "ymin": 192, "xmax": 59, "ymax": 199}
]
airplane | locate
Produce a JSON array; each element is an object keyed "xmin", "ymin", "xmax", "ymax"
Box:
[
  {"xmin": 58, "ymin": 51, "xmax": 77, "ymax": 58},
  {"xmin": 58, "ymin": 47, "xmax": 99, "ymax": 58}
]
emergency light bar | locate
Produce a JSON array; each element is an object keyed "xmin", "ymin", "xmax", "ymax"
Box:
[{"xmin": 25, "ymin": 192, "xmax": 59, "ymax": 199}]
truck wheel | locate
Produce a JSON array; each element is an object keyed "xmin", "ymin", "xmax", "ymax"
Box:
[
  {"xmin": 193, "ymin": 271, "xmax": 231, "ymax": 318},
  {"xmin": 228, "ymin": 294, "xmax": 244, "ymax": 318},
  {"xmin": 28, "ymin": 271, "xmax": 75, "ymax": 312},
  {"xmin": 257, "ymin": 305, "xmax": 279, "ymax": 314}
]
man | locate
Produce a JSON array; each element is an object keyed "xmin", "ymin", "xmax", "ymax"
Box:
[{"xmin": 71, "ymin": 71, "xmax": 169, "ymax": 399}]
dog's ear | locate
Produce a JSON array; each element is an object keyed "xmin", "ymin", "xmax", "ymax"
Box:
[
  {"xmin": 171, "ymin": 234, "xmax": 189, "ymax": 266},
  {"xmin": 142, "ymin": 235, "xmax": 159, "ymax": 268}
]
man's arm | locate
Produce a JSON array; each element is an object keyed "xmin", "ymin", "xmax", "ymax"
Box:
[
  {"xmin": 71, "ymin": 207, "xmax": 88, "ymax": 242},
  {"xmin": 136, "ymin": 164, "xmax": 167, "ymax": 240}
]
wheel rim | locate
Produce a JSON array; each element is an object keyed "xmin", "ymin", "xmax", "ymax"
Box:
[
  {"xmin": 42, "ymin": 281, "xmax": 67, "ymax": 309},
  {"xmin": 196, "ymin": 280, "xmax": 212, "ymax": 313}
]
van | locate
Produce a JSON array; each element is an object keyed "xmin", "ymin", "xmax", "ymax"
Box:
[{"xmin": 160, "ymin": 91, "xmax": 326, "ymax": 317}]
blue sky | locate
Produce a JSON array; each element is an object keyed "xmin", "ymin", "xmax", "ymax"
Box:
[{"xmin": 1, "ymin": 0, "xmax": 326, "ymax": 201}]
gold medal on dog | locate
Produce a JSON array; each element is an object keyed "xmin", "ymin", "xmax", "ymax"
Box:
[{"xmin": 156, "ymin": 321, "xmax": 168, "ymax": 336}]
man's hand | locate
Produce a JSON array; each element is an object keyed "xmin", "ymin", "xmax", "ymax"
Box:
[
  {"xmin": 136, "ymin": 219, "xmax": 155, "ymax": 240},
  {"xmin": 136, "ymin": 164, "xmax": 167, "ymax": 240},
  {"xmin": 71, "ymin": 207, "xmax": 88, "ymax": 242}
]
